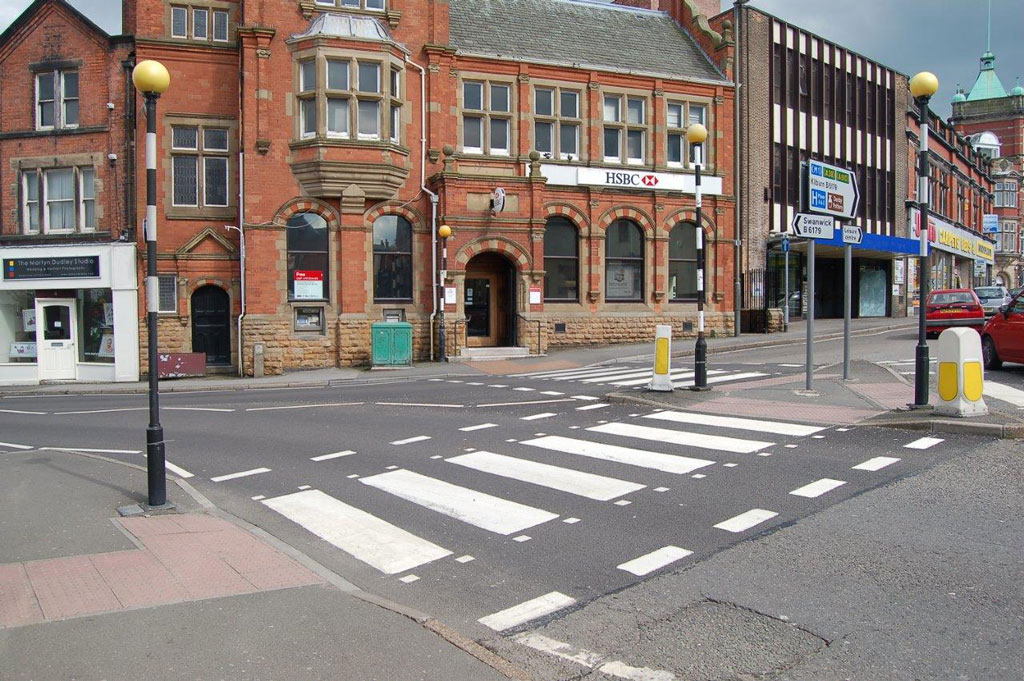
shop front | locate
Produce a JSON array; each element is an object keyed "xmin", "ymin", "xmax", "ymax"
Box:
[
  {"xmin": 1, "ymin": 243, "xmax": 139, "ymax": 385},
  {"xmin": 910, "ymin": 208, "xmax": 996, "ymax": 291}
]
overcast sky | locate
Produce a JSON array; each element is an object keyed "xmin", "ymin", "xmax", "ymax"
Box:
[{"xmin": 2, "ymin": 0, "xmax": 1021, "ymax": 118}]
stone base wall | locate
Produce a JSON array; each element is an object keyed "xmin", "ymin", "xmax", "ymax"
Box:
[
  {"xmin": 139, "ymin": 317, "xmax": 198, "ymax": 375},
  {"xmin": 545, "ymin": 313, "xmax": 734, "ymax": 349}
]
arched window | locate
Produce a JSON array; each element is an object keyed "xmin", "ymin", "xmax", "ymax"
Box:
[
  {"xmin": 287, "ymin": 212, "xmax": 329, "ymax": 300},
  {"xmin": 373, "ymin": 215, "xmax": 413, "ymax": 300},
  {"xmin": 669, "ymin": 221, "xmax": 698, "ymax": 301},
  {"xmin": 544, "ymin": 217, "xmax": 578, "ymax": 301},
  {"xmin": 605, "ymin": 219, "xmax": 643, "ymax": 301}
]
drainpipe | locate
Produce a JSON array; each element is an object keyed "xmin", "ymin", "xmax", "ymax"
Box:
[
  {"xmin": 229, "ymin": 155, "xmax": 246, "ymax": 377},
  {"xmin": 405, "ymin": 55, "xmax": 439, "ymax": 360},
  {"xmin": 733, "ymin": 0, "xmax": 747, "ymax": 336}
]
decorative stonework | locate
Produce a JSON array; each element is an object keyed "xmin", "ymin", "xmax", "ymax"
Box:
[
  {"xmin": 256, "ymin": 48, "xmax": 271, "ymax": 59},
  {"xmin": 289, "ymin": 159, "xmax": 410, "ymax": 200}
]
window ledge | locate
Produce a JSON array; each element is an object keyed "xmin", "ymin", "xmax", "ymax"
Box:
[
  {"xmin": 1, "ymin": 232, "xmax": 112, "ymax": 244},
  {"xmin": 167, "ymin": 207, "xmax": 236, "ymax": 220},
  {"xmin": 0, "ymin": 125, "xmax": 109, "ymax": 141}
]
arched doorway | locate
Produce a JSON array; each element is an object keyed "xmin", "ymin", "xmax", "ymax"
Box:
[
  {"xmin": 191, "ymin": 285, "xmax": 231, "ymax": 365},
  {"xmin": 464, "ymin": 252, "xmax": 516, "ymax": 347}
]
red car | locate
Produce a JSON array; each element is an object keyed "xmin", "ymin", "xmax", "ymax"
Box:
[
  {"xmin": 925, "ymin": 289, "xmax": 985, "ymax": 338},
  {"xmin": 981, "ymin": 290, "xmax": 1024, "ymax": 369}
]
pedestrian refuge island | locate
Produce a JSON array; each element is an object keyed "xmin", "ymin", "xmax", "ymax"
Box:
[{"xmin": 935, "ymin": 328, "xmax": 988, "ymax": 417}]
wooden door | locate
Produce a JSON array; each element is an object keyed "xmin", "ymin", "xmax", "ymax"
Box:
[{"xmin": 464, "ymin": 271, "xmax": 508, "ymax": 347}]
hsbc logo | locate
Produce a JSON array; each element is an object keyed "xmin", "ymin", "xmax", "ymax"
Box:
[{"xmin": 604, "ymin": 172, "xmax": 660, "ymax": 187}]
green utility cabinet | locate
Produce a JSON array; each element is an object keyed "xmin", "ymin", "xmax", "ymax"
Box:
[{"xmin": 371, "ymin": 322, "xmax": 413, "ymax": 367}]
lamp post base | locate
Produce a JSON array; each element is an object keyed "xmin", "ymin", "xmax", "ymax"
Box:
[
  {"xmin": 692, "ymin": 334, "xmax": 710, "ymax": 391},
  {"xmin": 146, "ymin": 425, "xmax": 167, "ymax": 507},
  {"xmin": 912, "ymin": 342, "xmax": 931, "ymax": 408}
]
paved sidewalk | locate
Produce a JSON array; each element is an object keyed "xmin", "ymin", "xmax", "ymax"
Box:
[{"xmin": 0, "ymin": 448, "xmax": 516, "ymax": 680}]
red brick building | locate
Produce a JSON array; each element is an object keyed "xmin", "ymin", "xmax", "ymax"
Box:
[
  {"xmin": 124, "ymin": 0, "xmax": 737, "ymax": 376},
  {"xmin": 0, "ymin": 0, "xmax": 140, "ymax": 385}
]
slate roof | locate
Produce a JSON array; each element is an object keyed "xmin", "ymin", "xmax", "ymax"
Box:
[{"xmin": 449, "ymin": 0, "xmax": 727, "ymax": 83}]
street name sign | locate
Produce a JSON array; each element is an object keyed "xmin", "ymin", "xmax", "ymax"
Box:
[
  {"xmin": 807, "ymin": 159, "xmax": 859, "ymax": 219},
  {"xmin": 792, "ymin": 213, "xmax": 835, "ymax": 239},
  {"xmin": 842, "ymin": 225, "xmax": 864, "ymax": 245}
]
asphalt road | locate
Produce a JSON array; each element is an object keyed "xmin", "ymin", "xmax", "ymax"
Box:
[{"xmin": 0, "ymin": 363, "xmax": 990, "ymax": 640}]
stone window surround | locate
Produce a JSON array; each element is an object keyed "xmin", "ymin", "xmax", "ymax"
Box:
[
  {"xmin": 290, "ymin": 45, "xmax": 404, "ymax": 146},
  {"xmin": 16, "ymin": 153, "xmax": 103, "ymax": 235},
  {"xmin": 458, "ymin": 72, "xmax": 516, "ymax": 157},
  {"xmin": 531, "ymin": 79, "xmax": 586, "ymax": 162},
  {"xmin": 165, "ymin": 1, "xmax": 235, "ymax": 43},
  {"xmin": 163, "ymin": 113, "xmax": 237, "ymax": 221},
  {"xmin": 601, "ymin": 88, "xmax": 649, "ymax": 166},
  {"xmin": 665, "ymin": 96, "xmax": 713, "ymax": 171}
]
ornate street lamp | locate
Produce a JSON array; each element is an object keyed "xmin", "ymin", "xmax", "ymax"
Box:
[
  {"xmin": 910, "ymin": 71, "xmax": 938, "ymax": 408},
  {"xmin": 686, "ymin": 123, "xmax": 710, "ymax": 390},
  {"xmin": 438, "ymin": 224, "xmax": 452, "ymax": 362},
  {"xmin": 132, "ymin": 60, "xmax": 171, "ymax": 506}
]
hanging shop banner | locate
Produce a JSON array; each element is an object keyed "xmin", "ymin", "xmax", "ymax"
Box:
[{"xmin": 293, "ymin": 270, "xmax": 324, "ymax": 300}]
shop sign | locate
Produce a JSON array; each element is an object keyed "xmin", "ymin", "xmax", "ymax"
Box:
[
  {"xmin": 910, "ymin": 208, "xmax": 994, "ymax": 264},
  {"xmin": 547, "ymin": 166, "xmax": 723, "ymax": 195},
  {"xmin": 293, "ymin": 270, "xmax": 324, "ymax": 299},
  {"xmin": 4, "ymin": 256, "xmax": 100, "ymax": 280}
]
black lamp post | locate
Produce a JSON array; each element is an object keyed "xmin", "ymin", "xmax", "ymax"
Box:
[
  {"xmin": 438, "ymin": 224, "xmax": 451, "ymax": 362},
  {"xmin": 687, "ymin": 122, "xmax": 710, "ymax": 390},
  {"xmin": 910, "ymin": 71, "xmax": 939, "ymax": 408},
  {"xmin": 132, "ymin": 60, "xmax": 171, "ymax": 507}
]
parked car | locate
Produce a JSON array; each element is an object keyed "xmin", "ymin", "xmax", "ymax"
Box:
[
  {"xmin": 925, "ymin": 289, "xmax": 985, "ymax": 338},
  {"xmin": 981, "ymin": 290, "xmax": 1024, "ymax": 369},
  {"xmin": 973, "ymin": 285, "xmax": 1013, "ymax": 317}
]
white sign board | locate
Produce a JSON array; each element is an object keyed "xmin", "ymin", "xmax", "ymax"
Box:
[
  {"xmin": 807, "ymin": 160, "xmax": 859, "ymax": 219},
  {"xmin": 842, "ymin": 225, "xmax": 864, "ymax": 245},
  {"xmin": 982, "ymin": 213, "xmax": 999, "ymax": 234},
  {"xmin": 293, "ymin": 270, "xmax": 324, "ymax": 299},
  {"xmin": 792, "ymin": 213, "xmax": 836, "ymax": 239}
]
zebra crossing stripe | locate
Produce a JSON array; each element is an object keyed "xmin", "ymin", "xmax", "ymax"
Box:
[
  {"xmin": 446, "ymin": 451, "xmax": 645, "ymax": 501},
  {"xmin": 478, "ymin": 592, "xmax": 576, "ymax": 631},
  {"xmin": 522, "ymin": 435, "xmax": 715, "ymax": 474},
  {"xmin": 360, "ymin": 469, "xmax": 559, "ymax": 535},
  {"xmin": 262, "ymin": 490, "xmax": 452, "ymax": 574},
  {"xmin": 512, "ymin": 366, "xmax": 634, "ymax": 380},
  {"xmin": 789, "ymin": 478, "xmax": 847, "ymax": 498},
  {"xmin": 643, "ymin": 411, "xmax": 826, "ymax": 437},
  {"xmin": 713, "ymin": 508, "xmax": 778, "ymax": 533},
  {"xmin": 616, "ymin": 546, "xmax": 693, "ymax": 576},
  {"xmin": 588, "ymin": 422, "xmax": 773, "ymax": 454},
  {"xmin": 702, "ymin": 371, "xmax": 769, "ymax": 384},
  {"xmin": 608, "ymin": 369, "xmax": 725, "ymax": 387},
  {"xmin": 852, "ymin": 456, "xmax": 900, "ymax": 471}
]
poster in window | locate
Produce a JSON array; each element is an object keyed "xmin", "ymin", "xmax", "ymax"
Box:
[
  {"xmin": 10, "ymin": 342, "xmax": 37, "ymax": 358},
  {"xmin": 294, "ymin": 270, "xmax": 324, "ymax": 299},
  {"xmin": 103, "ymin": 303, "xmax": 114, "ymax": 326},
  {"xmin": 606, "ymin": 264, "xmax": 636, "ymax": 299},
  {"xmin": 97, "ymin": 333, "xmax": 115, "ymax": 358},
  {"xmin": 894, "ymin": 260, "xmax": 905, "ymax": 285},
  {"xmin": 22, "ymin": 309, "xmax": 36, "ymax": 332}
]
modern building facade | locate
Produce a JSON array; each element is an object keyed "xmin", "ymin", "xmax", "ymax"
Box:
[
  {"xmin": 119, "ymin": 0, "xmax": 737, "ymax": 375},
  {"xmin": 0, "ymin": 0, "xmax": 140, "ymax": 385},
  {"xmin": 950, "ymin": 47, "xmax": 1023, "ymax": 290},
  {"xmin": 733, "ymin": 5, "xmax": 916, "ymax": 322}
]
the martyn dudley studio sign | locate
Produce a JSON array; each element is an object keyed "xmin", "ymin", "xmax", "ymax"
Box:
[{"xmin": 4, "ymin": 256, "xmax": 101, "ymax": 280}]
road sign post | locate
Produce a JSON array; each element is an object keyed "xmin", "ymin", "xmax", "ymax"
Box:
[
  {"xmin": 782, "ymin": 236, "xmax": 790, "ymax": 330},
  {"xmin": 792, "ymin": 212, "xmax": 835, "ymax": 391},
  {"xmin": 841, "ymin": 225, "xmax": 862, "ymax": 380}
]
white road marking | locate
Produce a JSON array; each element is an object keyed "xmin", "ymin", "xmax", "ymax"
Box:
[
  {"xmin": 460, "ymin": 423, "xmax": 499, "ymax": 432},
  {"xmin": 521, "ymin": 412, "xmax": 557, "ymax": 421},
  {"xmin": 0, "ymin": 409, "xmax": 46, "ymax": 415},
  {"xmin": 489, "ymin": 384, "xmax": 508, "ymax": 388},
  {"xmin": 606, "ymin": 369, "xmax": 725, "ymax": 388},
  {"xmin": 262, "ymin": 490, "xmax": 452, "ymax": 574},
  {"xmin": 654, "ymin": 487, "xmax": 669, "ymax": 492},
  {"xmin": 246, "ymin": 402, "xmax": 363, "ymax": 412},
  {"xmin": 391, "ymin": 435, "xmax": 431, "ymax": 445},
  {"xmin": 467, "ymin": 382, "xmax": 484, "ymax": 386},
  {"xmin": 576, "ymin": 403, "xmax": 609, "ymax": 411},
  {"xmin": 41, "ymin": 446, "xmax": 141, "ymax": 454},
  {"xmin": 513, "ymin": 633, "xmax": 605, "ymax": 667},
  {"xmin": 165, "ymin": 461, "xmax": 194, "ymax": 479},
  {"xmin": 573, "ymin": 395, "xmax": 600, "ymax": 401},
  {"xmin": 541, "ymin": 391, "xmax": 565, "ymax": 396},
  {"xmin": 164, "ymin": 407, "xmax": 236, "ymax": 412},
  {"xmin": 691, "ymin": 474, "xmax": 706, "ymax": 479},
  {"xmin": 904, "ymin": 436, "xmax": 944, "ymax": 450},
  {"xmin": 785, "ymin": 444, "xmax": 799, "ymax": 449},
  {"xmin": 779, "ymin": 363, "xmax": 803, "ymax": 367},
  {"xmin": 447, "ymin": 380, "xmax": 463, "ymax": 384},
  {"xmin": 588, "ymin": 422, "xmax": 773, "ymax": 454},
  {"xmin": 523, "ymin": 435, "xmax": 715, "ymax": 474},
  {"xmin": 479, "ymin": 398, "xmax": 575, "ymax": 408},
  {"xmin": 311, "ymin": 450, "xmax": 356, "ymax": 462},
  {"xmin": 789, "ymin": 478, "xmax": 846, "ymax": 498},
  {"xmin": 513, "ymin": 535, "xmax": 531, "ymax": 542},
  {"xmin": 456, "ymin": 555, "xmax": 475, "ymax": 563},
  {"xmin": 643, "ymin": 411, "xmax": 826, "ymax": 437},
  {"xmin": 251, "ymin": 495, "xmax": 266, "ymax": 501},
  {"xmin": 853, "ymin": 456, "xmax": 901, "ymax": 471},
  {"xmin": 298, "ymin": 485, "xmax": 311, "ymax": 490},
  {"xmin": 513, "ymin": 387, "xmax": 536, "ymax": 392},
  {"xmin": 563, "ymin": 517, "xmax": 581, "ymax": 524},
  {"xmin": 386, "ymin": 465, "xmax": 399, "ymax": 470},
  {"xmin": 0, "ymin": 441, "xmax": 34, "ymax": 450},
  {"xmin": 983, "ymin": 381, "xmax": 1024, "ymax": 407},
  {"xmin": 377, "ymin": 402, "xmax": 464, "ymax": 408},
  {"xmin": 714, "ymin": 508, "xmax": 778, "ymax": 533},
  {"xmin": 723, "ymin": 463, "xmax": 738, "ymax": 468},
  {"xmin": 614, "ymin": 500, "xmax": 632, "ymax": 506},
  {"xmin": 448, "ymin": 451, "xmax": 645, "ymax": 501},
  {"xmin": 54, "ymin": 408, "xmax": 146, "ymax": 415},
  {"xmin": 360, "ymin": 469, "xmax": 558, "ymax": 535},
  {"xmin": 516, "ymin": 366, "xmax": 641, "ymax": 380},
  {"xmin": 702, "ymin": 371, "xmax": 769, "ymax": 385},
  {"xmin": 347, "ymin": 474, "xmax": 360, "ymax": 479},
  {"xmin": 617, "ymin": 546, "xmax": 693, "ymax": 576},
  {"xmin": 210, "ymin": 467, "xmax": 271, "ymax": 482},
  {"xmin": 478, "ymin": 592, "xmax": 576, "ymax": 631},
  {"xmin": 399, "ymin": 574, "xmax": 420, "ymax": 583}
]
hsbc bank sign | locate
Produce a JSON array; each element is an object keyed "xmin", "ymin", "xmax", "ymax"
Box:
[{"xmin": 539, "ymin": 165, "xmax": 723, "ymax": 195}]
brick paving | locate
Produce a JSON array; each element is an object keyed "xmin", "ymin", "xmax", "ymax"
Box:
[
  {"xmin": 685, "ymin": 396, "xmax": 882, "ymax": 424},
  {"xmin": 0, "ymin": 513, "xmax": 323, "ymax": 629}
]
